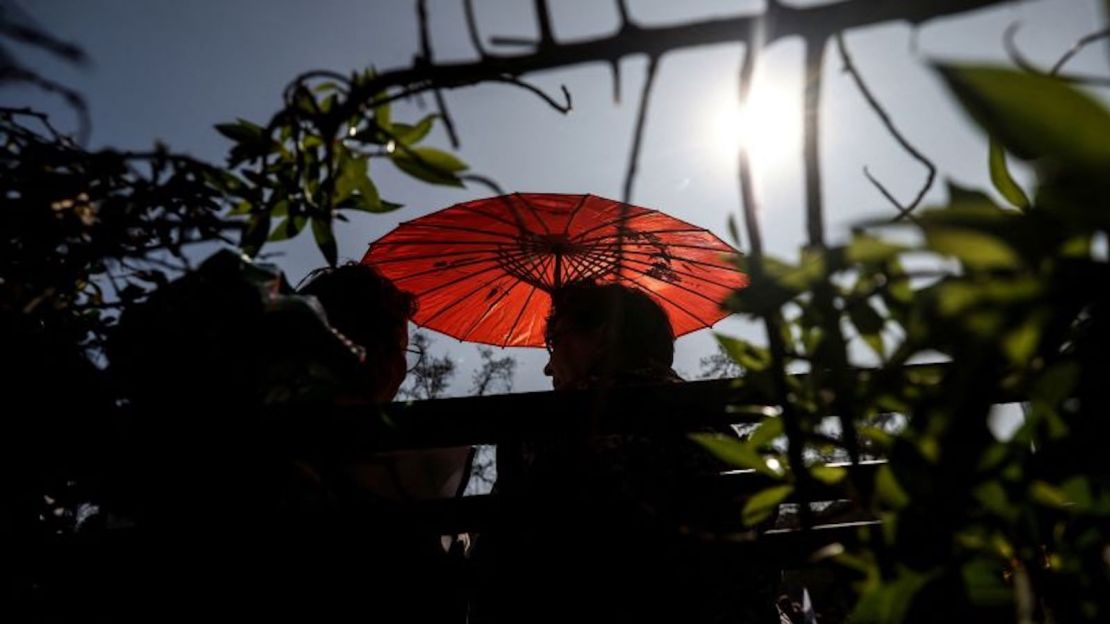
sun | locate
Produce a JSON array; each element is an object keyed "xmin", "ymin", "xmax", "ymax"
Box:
[{"xmin": 709, "ymin": 84, "xmax": 801, "ymax": 181}]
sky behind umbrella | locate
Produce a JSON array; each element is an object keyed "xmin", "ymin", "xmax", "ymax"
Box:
[{"xmin": 6, "ymin": 0, "xmax": 1108, "ymax": 397}]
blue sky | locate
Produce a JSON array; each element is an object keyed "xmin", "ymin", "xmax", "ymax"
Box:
[{"xmin": 6, "ymin": 0, "xmax": 1108, "ymax": 395}]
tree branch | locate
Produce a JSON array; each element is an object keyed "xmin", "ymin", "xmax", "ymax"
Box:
[
  {"xmin": 323, "ymin": 0, "xmax": 1011, "ymax": 126},
  {"xmin": 621, "ymin": 56, "xmax": 659, "ymax": 203},
  {"xmin": 533, "ymin": 0, "xmax": 555, "ymax": 48},
  {"xmin": 463, "ymin": 0, "xmax": 488, "ymax": 57},
  {"xmin": 415, "ymin": 0, "xmax": 461, "ymax": 148},
  {"xmin": 803, "ymin": 36, "xmax": 827, "ymax": 248},
  {"xmin": 835, "ymin": 33, "xmax": 935, "ymax": 221},
  {"xmin": 492, "ymin": 75, "xmax": 572, "ymax": 113},
  {"xmin": 1050, "ymin": 26, "xmax": 1110, "ymax": 75},
  {"xmin": 737, "ymin": 40, "xmax": 762, "ymax": 262},
  {"xmin": 1005, "ymin": 23, "xmax": 1110, "ymax": 87}
]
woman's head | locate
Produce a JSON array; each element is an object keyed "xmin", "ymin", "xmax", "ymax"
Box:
[
  {"xmin": 543, "ymin": 281, "xmax": 675, "ymax": 390},
  {"xmin": 299, "ymin": 262, "xmax": 416, "ymax": 401}
]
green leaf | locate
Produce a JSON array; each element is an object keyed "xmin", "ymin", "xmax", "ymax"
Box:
[
  {"xmin": 802, "ymin": 326, "xmax": 824, "ymax": 358},
  {"xmin": 1002, "ymin": 312, "xmax": 1044, "ymax": 365},
  {"xmin": 312, "ymin": 81, "xmax": 342, "ymax": 94},
  {"xmin": 925, "ymin": 227, "xmax": 1020, "ymax": 270},
  {"xmin": 974, "ymin": 481, "xmax": 1017, "ymax": 522},
  {"xmin": 988, "ymin": 138, "xmax": 1030, "ymax": 210},
  {"xmin": 936, "ymin": 64, "xmax": 1110, "ymax": 168},
  {"xmin": 393, "ymin": 114, "xmax": 437, "ymax": 145},
  {"xmin": 714, "ymin": 333, "xmax": 771, "ymax": 372},
  {"xmin": 241, "ymin": 213, "xmax": 270, "ymax": 257},
  {"xmin": 845, "ymin": 234, "xmax": 906, "ymax": 264},
  {"xmin": 391, "ymin": 146, "xmax": 468, "ymax": 187},
  {"xmin": 766, "ymin": 249, "xmax": 825, "ymax": 291},
  {"xmin": 689, "ymin": 433, "xmax": 783, "ymax": 478},
  {"xmin": 353, "ymin": 175, "xmax": 385, "ymax": 212},
  {"xmin": 1060, "ymin": 476, "xmax": 1093, "ymax": 511},
  {"xmin": 853, "ymin": 569, "xmax": 936, "ymax": 624},
  {"xmin": 373, "ymin": 99, "xmax": 392, "ymax": 133},
  {"xmin": 946, "ymin": 180, "xmax": 996, "ymax": 207},
  {"xmin": 312, "ymin": 216, "xmax": 338, "ymax": 266},
  {"xmin": 876, "ymin": 465, "xmax": 910, "ymax": 509},
  {"xmin": 1029, "ymin": 480, "xmax": 1071, "ymax": 509},
  {"xmin": 229, "ymin": 200, "xmax": 253, "ymax": 216},
  {"xmin": 726, "ymin": 213, "xmax": 741, "ymax": 246},
  {"xmin": 747, "ymin": 416, "xmax": 783, "ymax": 448},
  {"xmin": 742, "ymin": 484, "xmax": 793, "ymax": 526},
  {"xmin": 859, "ymin": 426, "xmax": 893, "ymax": 450},
  {"xmin": 268, "ymin": 215, "xmax": 307, "ymax": 242},
  {"xmin": 962, "ymin": 558, "xmax": 1012, "ymax": 607},
  {"xmin": 292, "ymin": 86, "xmax": 317, "ymax": 115},
  {"xmin": 215, "ymin": 118, "xmax": 266, "ymax": 144},
  {"xmin": 811, "ymin": 464, "xmax": 847, "ymax": 485}
]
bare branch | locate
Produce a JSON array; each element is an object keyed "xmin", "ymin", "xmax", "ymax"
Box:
[
  {"xmin": 1003, "ymin": 22, "xmax": 1043, "ymax": 74},
  {"xmin": 737, "ymin": 41, "xmax": 763, "ymax": 261},
  {"xmin": 0, "ymin": 65, "xmax": 90, "ymax": 144},
  {"xmin": 609, "ymin": 59, "xmax": 622, "ymax": 103},
  {"xmin": 462, "ymin": 0, "xmax": 488, "ymax": 57},
  {"xmin": 614, "ymin": 0, "xmax": 632, "ymax": 29},
  {"xmin": 0, "ymin": 105, "xmax": 69, "ymax": 143},
  {"xmin": 1050, "ymin": 26, "xmax": 1110, "ymax": 75},
  {"xmin": 803, "ymin": 36, "xmax": 828, "ymax": 248},
  {"xmin": 836, "ymin": 33, "xmax": 935, "ymax": 221},
  {"xmin": 621, "ymin": 56, "xmax": 659, "ymax": 204},
  {"xmin": 1005, "ymin": 23, "xmax": 1110, "ymax": 87},
  {"xmin": 488, "ymin": 36, "xmax": 540, "ymax": 48},
  {"xmin": 416, "ymin": 0, "xmax": 433, "ymax": 62},
  {"xmin": 493, "ymin": 75, "xmax": 572, "ymax": 113},
  {"xmin": 324, "ymin": 0, "xmax": 1012, "ymax": 126},
  {"xmin": 460, "ymin": 173, "xmax": 506, "ymax": 195},
  {"xmin": 864, "ymin": 167, "xmax": 921, "ymax": 224},
  {"xmin": 0, "ymin": 3, "xmax": 87, "ymax": 63},
  {"xmin": 414, "ymin": 0, "xmax": 460, "ymax": 148},
  {"xmin": 533, "ymin": 0, "xmax": 555, "ymax": 48},
  {"xmin": 432, "ymin": 88, "xmax": 462, "ymax": 148}
]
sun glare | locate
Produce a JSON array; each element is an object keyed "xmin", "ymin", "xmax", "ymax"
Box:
[{"xmin": 710, "ymin": 84, "xmax": 801, "ymax": 180}]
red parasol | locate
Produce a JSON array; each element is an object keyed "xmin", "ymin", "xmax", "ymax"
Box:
[{"xmin": 362, "ymin": 193, "xmax": 747, "ymax": 348}]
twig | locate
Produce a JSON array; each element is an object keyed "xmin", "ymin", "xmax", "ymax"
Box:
[
  {"xmin": 0, "ymin": 3, "xmax": 88, "ymax": 63},
  {"xmin": 318, "ymin": 0, "xmax": 1013, "ymax": 128},
  {"xmin": 737, "ymin": 39, "xmax": 763, "ymax": 260},
  {"xmin": 865, "ymin": 168, "xmax": 920, "ymax": 224},
  {"xmin": 463, "ymin": 0, "xmax": 488, "ymax": 57},
  {"xmin": 488, "ymin": 36, "xmax": 540, "ymax": 48},
  {"xmin": 836, "ymin": 33, "xmax": 935, "ymax": 221},
  {"xmin": 415, "ymin": 0, "xmax": 462, "ymax": 148},
  {"xmin": 493, "ymin": 75, "xmax": 572, "ymax": 113},
  {"xmin": 733, "ymin": 31, "xmax": 818, "ymax": 529},
  {"xmin": 432, "ymin": 88, "xmax": 461, "ymax": 148},
  {"xmin": 1, "ymin": 66, "xmax": 90, "ymax": 144},
  {"xmin": 1003, "ymin": 23, "xmax": 1043, "ymax": 75},
  {"xmin": 533, "ymin": 0, "xmax": 555, "ymax": 48},
  {"xmin": 416, "ymin": 0, "xmax": 433, "ymax": 62},
  {"xmin": 803, "ymin": 37, "xmax": 827, "ymax": 248},
  {"xmin": 1050, "ymin": 26, "xmax": 1110, "ymax": 75},
  {"xmin": 1005, "ymin": 23, "xmax": 1110, "ymax": 87},
  {"xmin": 0, "ymin": 105, "xmax": 69, "ymax": 143},
  {"xmin": 614, "ymin": 0, "xmax": 632, "ymax": 29},
  {"xmin": 620, "ymin": 55, "xmax": 659, "ymax": 204},
  {"xmin": 460, "ymin": 173, "xmax": 505, "ymax": 195},
  {"xmin": 609, "ymin": 60, "xmax": 622, "ymax": 103}
]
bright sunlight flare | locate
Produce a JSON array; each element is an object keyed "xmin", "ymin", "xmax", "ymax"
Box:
[{"xmin": 709, "ymin": 83, "xmax": 801, "ymax": 181}]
